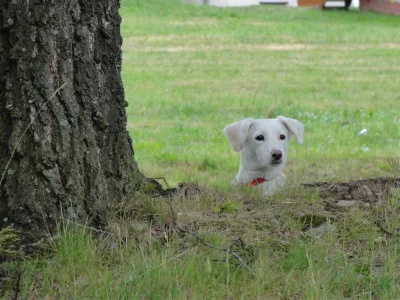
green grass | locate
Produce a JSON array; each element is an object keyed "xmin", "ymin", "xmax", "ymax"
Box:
[
  {"xmin": 6, "ymin": 188, "xmax": 400, "ymax": 299},
  {"xmin": 121, "ymin": 0, "xmax": 400, "ymax": 186},
  {"xmin": 3, "ymin": 1, "xmax": 400, "ymax": 299}
]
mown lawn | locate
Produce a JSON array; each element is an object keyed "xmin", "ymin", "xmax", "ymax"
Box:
[
  {"xmin": 3, "ymin": 1, "xmax": 400, "ymax": 299},
  {"xmin": 121, "ymin": 0, "xmax": 400, "ymax": 186}
]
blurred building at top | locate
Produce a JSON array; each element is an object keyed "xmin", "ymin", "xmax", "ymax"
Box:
[
  {"xmin": 183, "ymin": 0, "xmax": 400, "ymax": 13},
  {"xmin": 360, "ymin": 0, "xmax": 400, "ymax": 14},
  {"xmin": 183, "ymin": 0, "xmax": 338, "ymax": 8}
]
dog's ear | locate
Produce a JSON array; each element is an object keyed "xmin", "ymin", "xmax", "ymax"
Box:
[
  {"xmin": 277, "ymin": 116, "xmax": 304, "ymax": 144},
  {"xmin": 223, "ymin": 118, "xmax": 254, "ymax": 152}
]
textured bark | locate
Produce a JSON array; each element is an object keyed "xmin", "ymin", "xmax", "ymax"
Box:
[{"xmin": 0, "ymin": 0, "xmax": 142, "ymax": 240}]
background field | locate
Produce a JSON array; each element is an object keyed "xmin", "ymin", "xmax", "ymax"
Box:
[
  {"xmin": 121, "ymin": 0, "xmax": 400, "ymax": 187},
  {"xmin": 3, "ymin": 1, "xmax": 400, "ymax": 299}
]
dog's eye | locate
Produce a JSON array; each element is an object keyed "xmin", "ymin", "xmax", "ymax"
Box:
[
  {"xmin": 280, "ymin": 135, "xmax": 286, "ymax": 140},
  {"xmin": 255, "ymin": 135, "xmax": 264, "ymax": 141}
]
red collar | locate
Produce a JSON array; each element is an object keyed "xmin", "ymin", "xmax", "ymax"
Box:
[{"xmin": 245, "ymin": 178, "xmax": 267, "ymax": 186}]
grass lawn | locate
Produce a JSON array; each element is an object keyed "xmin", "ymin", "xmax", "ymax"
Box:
[
  {"xmin": 121, "ymin": 0, "xmax": 400, "ymax": 186},
  {"xmin": 3, "ymin": 0, "xmax": 400, "ymax": 299}
]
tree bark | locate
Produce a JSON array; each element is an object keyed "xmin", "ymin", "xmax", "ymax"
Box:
[{"xmin": 0, "ymin": 0, "xmax": 142, "ymax": 240}]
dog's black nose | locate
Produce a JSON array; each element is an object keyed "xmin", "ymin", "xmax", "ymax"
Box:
[{"xmin": 271, "ymin": 150, "xmax": 282, "ymax": 161}]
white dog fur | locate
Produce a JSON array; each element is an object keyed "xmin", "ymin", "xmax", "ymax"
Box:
[{"xmin": 223, "ymin": 116, "xmax": 304, "ymax": 196}]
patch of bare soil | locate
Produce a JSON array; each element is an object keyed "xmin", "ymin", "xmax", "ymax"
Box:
[{"xmin": 303, "ymin": 177, "xmax": 400, "ymax": 208}]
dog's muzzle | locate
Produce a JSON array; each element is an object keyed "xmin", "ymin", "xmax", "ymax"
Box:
[{"xmin": 271, "ymin": 150, "xmax": 283, "ymax": 165}]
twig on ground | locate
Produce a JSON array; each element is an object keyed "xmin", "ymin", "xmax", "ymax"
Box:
[
  {"xmin": 12, "ymin": 265, "xmax": 24, "ymax": 300},
  {"xmin": 165, "ymin": 195, "xmax": 255, "ymax": 276},
  {"xmin": 177, "ymin": 226, "xmax": 255, "ymax": 276},
  {"xmin": 230, "ymin": 237, "xmax": 245, "ymax": 249},
  {"xmin": 147, "ymin": 177, "xmax": 171, "ymax": 189},
  {"xmin": 0, "ymin": 83, "xmax": 68, "ymax": 188},
  {"xmin": 375, "ymin": 220, "xmax": 399, "ymax": 237}
]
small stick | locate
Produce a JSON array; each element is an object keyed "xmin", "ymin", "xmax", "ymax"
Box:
[
  {"xmin": 12, "ymin": 265, "xmax": 24, "ymax": 300},
  {"xmin": 177, "ymin": 226, "xmax": 255, "ymax": 276},
  {"xmin": 166, "ymin": 194, "xmax": 255, "ymax": 276},
  {"xmin": 147, "ymin": 177, "xmax": 171, "ymax": 189},
  {"xmin": 375, "ymin": 220, "xmax": 397, "ymax": 237}
]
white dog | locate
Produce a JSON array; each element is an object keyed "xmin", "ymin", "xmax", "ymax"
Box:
[{"xmin": 223, "ymin": 116, "xmax": 304, "ymax": 196}]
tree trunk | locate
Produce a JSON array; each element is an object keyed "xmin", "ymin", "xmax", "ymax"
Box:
[{"xmin": 0, "ymin": 0, "xmax": 142, "ymax": 241}]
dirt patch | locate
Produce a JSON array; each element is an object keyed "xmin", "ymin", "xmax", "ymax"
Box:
[{"xmin": 303, "ymin": 177, "xmax": 400, "ymax": 208}]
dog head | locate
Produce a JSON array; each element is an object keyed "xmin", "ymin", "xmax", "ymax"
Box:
[{"xmin": 223, "ymin": 116, "xmax": 304, "ymax": 170}]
